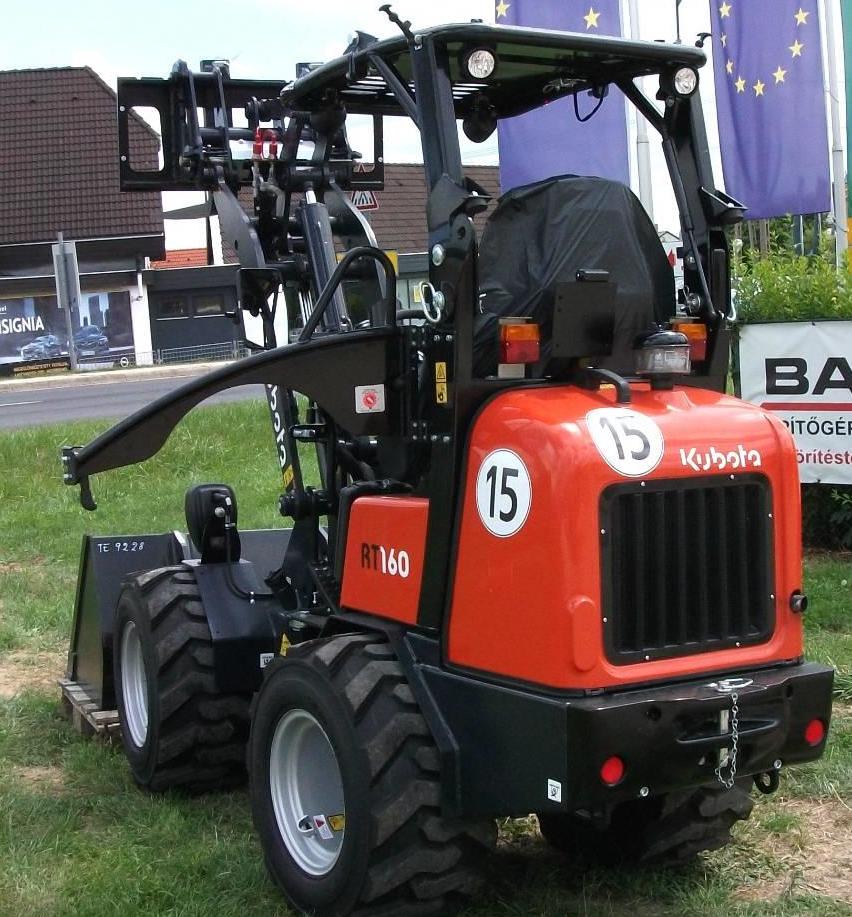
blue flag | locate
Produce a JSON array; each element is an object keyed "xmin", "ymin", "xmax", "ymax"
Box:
[
  {"xmin": 711, "ymin": 0, "xmax": 831, "ymax": 219},
  {"xmin": 496, "ymin": 0, "xmax": 630, "ymax": 192}
]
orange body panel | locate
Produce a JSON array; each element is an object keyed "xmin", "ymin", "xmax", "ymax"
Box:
[
  {"xmin": 340, "ymin": 496, "xmax": 429, "ymax": 625},
  {"xmin": 447, "ymin": 384, "xmax": 803, "ymax": 690}
]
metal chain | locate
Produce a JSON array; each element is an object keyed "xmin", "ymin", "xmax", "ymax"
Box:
[{"xmin": 714, "ymin": 690, "xmax": 739, "ymax": 789}]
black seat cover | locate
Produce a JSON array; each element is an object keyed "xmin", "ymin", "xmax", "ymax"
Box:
[{"xmin": 474, "ymin": 175, "xmax": 675, "ymax": 375}]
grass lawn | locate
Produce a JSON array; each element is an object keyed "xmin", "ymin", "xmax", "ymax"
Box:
[{"xmin": 0, "ymin": 401, "xmax": 850, "ymax": 917}]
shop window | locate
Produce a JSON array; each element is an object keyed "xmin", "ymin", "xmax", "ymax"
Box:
[
  {"xmin": 157, "ymin": 296, "xmax": 189, "ymax": 319},
  {"xmin": 193, "ymin": 293, "xmax": 225, "ymax": 316}
]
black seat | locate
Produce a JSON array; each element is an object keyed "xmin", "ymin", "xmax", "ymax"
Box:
[{"xmin": 474, "ymin": 175, "xmax": 675, "ymax": 376}]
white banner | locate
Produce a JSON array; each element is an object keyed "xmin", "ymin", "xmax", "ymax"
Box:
[{"xmin": 738, "ymin": 321, "xmax": 852, "ymax": 484}]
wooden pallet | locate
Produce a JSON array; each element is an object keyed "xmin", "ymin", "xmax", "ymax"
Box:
[{"xmin": 59, "ymin": 678, "xmax": 121, "ymax": 740}]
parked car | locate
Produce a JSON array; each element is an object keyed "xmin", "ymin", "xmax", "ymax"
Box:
[
  {"xmin": 73, "ymin": 325, "xmax": 109, "ymax": 355},
  {"xmin": 20, "ymin": 334, "xmax": 64, "ymax": 361}
]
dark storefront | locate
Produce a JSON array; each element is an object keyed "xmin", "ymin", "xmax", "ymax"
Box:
[{"xmin": 144, "ymin": 264, "xmax": 241, "ymax": 359}]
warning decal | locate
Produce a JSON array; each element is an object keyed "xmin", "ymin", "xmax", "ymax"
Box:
[
  {"xmin": 355, "ymin": 383, "xmax": 386, "ymax": 414},
  {"xmin": 350, "ymin": 190, "xmax": 379, "ymax": 211}
]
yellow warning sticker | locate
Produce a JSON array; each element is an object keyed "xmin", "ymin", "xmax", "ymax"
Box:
[
  {"xmin": 435, "ymin": 361, "xmax": 447, "ymax": 382},
  {"xmin": 436, "ymin": 381, "xmax": 448, "ymax": 404},
  {"xmin": 282, "ymin": 465, "xmax": 295, "ymax": 489},
  {"xmin": 280, "ymin": 634, "xmax": 292, "ymax": 656},
  {"xmin": 328, "ymin": 814, "xmax": 346, "ymax": 832}
]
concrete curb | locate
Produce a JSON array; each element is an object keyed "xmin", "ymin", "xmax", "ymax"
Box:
[{"xmin": 0, "ymin": 361, "xmax": 228, "ymax": 392}]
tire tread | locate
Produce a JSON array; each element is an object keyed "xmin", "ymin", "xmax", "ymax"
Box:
[
  {"xmin": 273, "ymin": 636, "xmax": 496, "ymax": 915},
  {"xmin": 538, "ymin": 782, "xmax": 753, "ymax": 865},
  {"xmin": 115, "ymin": 565, "xmax": 251, "ymax": 793}
]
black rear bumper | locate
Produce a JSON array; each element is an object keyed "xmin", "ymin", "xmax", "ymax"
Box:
[
  {"xmin": 557, "ymin": 661, "xmax": 833, "ymax": 811},
  {"xmin": 414, "ymin": 649, "xmax": 834, "ymax": 817}
]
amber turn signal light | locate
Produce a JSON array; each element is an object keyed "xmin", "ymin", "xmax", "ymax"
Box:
[
  {"xmin": 671, "ymin": 319, "xmax": 708, "ymax": 362},
  {"xmin": 499, "ymin": 319, "xmax": 540, "ymax": 365}
]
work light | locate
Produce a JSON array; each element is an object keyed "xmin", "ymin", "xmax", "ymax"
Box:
[
  {"xmin": 634, "ymin": 329, "xmax": 691, "ymax": 378},
  {"xmin": 463, "ymin": 48, "xmax": 497, "ymax": 80},
  {"xmin": 673, "ymin": 67, "xmax": 698, "ymax": 96}
]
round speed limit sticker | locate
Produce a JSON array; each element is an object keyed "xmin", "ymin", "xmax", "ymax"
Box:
[
  {"xmin": 475, "ymin": 449, "xmax": 532, "ymax": 537},
  {"xmin": 586, "ymin": 408, "xmax": 664, "ymax": 477}
]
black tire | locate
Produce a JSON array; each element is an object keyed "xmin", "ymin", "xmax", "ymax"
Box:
[
  {"xmin": 249, "ymin": 633, "xmax": 496, "ymax": 917},
  {"xmin": 113, "ymin": 565, "xmax": 252, "ymax": 793},
  {"xmin": 538, "ymin": 782, "xmax": 754, "ymax": 866}
]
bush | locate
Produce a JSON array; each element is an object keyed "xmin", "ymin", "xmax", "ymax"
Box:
[
  {"xmin": 802, "ymin": 484, "xmax": 852, "ymax": 551},
  {"xmin": 734, "ymin": 247, "xmax": 852, "ymax": 323},
  {"xmin": 829, "ymin": 488, "xmax": 852, "ymax": 549}
]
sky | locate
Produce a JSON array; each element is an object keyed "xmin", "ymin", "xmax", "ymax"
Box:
[
  {"xmin": 0, "ymin": 0, "xmax": 844, "ymax": 243},
  {"xmin": 1, "ymin": 0, "xmax": 690, "ymax": 79}
]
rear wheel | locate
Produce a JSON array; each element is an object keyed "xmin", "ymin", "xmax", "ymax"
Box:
[
  {"xmin": 250, "ymin": 634, "xmax": 496, "ymax": 916},
  {"xmin": 538, "ymin": 783, "xmax": 754, "ymax": 865},
  {"xmin": 114, "ymin": 566, "xmax": 252, "ymax": 792}
]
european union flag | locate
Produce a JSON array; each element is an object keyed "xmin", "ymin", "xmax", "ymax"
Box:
[
  {"xmin": 711, "ymin": 0, "xmax": 831, "ymax": 219},
  {"xmin": 496, "ymin": 0, "xmax": 630, "ymax": 192}
]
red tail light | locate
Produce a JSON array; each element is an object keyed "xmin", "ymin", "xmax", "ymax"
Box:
[
  {"xmin": 599, "ymin": 755, "xmax": 625, "ymax": 786},
  {"xmin": 804, "ymin": 718, "xmax": 826, "ymax": 746}
]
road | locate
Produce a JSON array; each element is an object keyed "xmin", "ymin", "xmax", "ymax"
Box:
[{"xmin": 0, "ymin": 373, "xmax": 265, "ymax": 430}]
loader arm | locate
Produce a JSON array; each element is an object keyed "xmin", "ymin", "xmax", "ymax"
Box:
[{"xmin": 62, "ymin": 329, "xmax": 401, "ymax": 509}]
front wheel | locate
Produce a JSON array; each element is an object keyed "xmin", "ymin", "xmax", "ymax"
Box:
[
  {"xmin": 249, "ymin": 634, "xmax": 496, "ymax": 916},
  {"xmin": 114, "ymin": 566, "xmax": 252, "ymax": 793}
]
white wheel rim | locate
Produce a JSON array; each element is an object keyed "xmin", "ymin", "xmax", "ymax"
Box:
[
  {"xmin": 269, "ymin": 709, "xmax": 345, "ymax": 876},
  {"xmin": 120, "ymin": 621, "xmax": 149, "ymax": 747}
]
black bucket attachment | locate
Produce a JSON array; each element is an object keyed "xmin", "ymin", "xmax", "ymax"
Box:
[
  {"xmin": 66, "ymin": 533, "xmax": 189, "ymax": 712},
  {"xmin": 65, "ymin": 528, "xmax": 293, "ymax": 722}
]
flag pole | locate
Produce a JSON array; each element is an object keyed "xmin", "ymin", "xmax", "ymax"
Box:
[
  {"xmin": 627, "ymin": 0, "xmax": 655, "ymax": 222},
  {"xmin": 820, "ymin": 0, "xmax": 848, "ymax": 265},
  {"xmin": 841, "ymin": 0, "xmax": 852, "ymax": 248}
]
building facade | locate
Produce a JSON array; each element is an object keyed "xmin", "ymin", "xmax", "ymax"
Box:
[{"xmin": 0, "ymin": 67, "xmax": 164, "ymax": 371}]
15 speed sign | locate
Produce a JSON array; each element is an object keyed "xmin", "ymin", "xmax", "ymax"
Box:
[{"xmin": 475, "ymin": 449, "xmax": 532, "ymax": 537}]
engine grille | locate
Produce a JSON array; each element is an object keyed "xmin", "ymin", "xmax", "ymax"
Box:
[{"xmin": 600, "ymin": 475, "xmax": 774, "ymax": 664}]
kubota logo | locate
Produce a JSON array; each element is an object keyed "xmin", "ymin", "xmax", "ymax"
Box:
[{"xmin": 679, "ymin": 445, "xmax": 762, "ymax": 472}]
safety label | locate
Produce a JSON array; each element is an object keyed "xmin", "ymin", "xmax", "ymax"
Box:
[
  {"xmin": 313, "ymin": 815, "xmax": 334, "ymax": 841},
  {"xmin": 435, "ymin": 361, "xmax": 448, "ymax": 404},
  {"xmin": 355, "ymin": 384, "xmax": 386, "ymax": 414}
]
